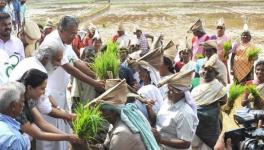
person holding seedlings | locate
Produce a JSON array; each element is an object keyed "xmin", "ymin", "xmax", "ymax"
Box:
[
  {"xmin": 9, "ymin": 46, "xmax": 78, "ymax": 149},
  {"xmin": 241, "ymin": 60, "xmax": 264, "ymax": 109},
  {"xmin": 210, "ymin": 17, "xmax": 231, "ymax": 65},
  {"xmin": 230, "ymin": 24, "xmax": 258, "ymax": 84},
  {"xmin": 0, "ymin": 82, "xmax": 28, "ymax": 150},
  {"xmin": 16, "ymin": 69, "xmax": 79, "ymax": 149},
  {"xmin": 188, "ymin": 19, "xmax": 209, "ymax": 60},
  {"xmin": 147, "ymin": 70, "xmax": 198, "ymax": 150},
  {"xmin": 91, "ymin": 79, "xmax": 160, "ymax": 150},
  {"xmin": 195, "ymin": 40, "xmax": 228, "ymax": 86},
  {"xmin": 191, "ymin": 66, "xmax": 227, "ymax": 150}
]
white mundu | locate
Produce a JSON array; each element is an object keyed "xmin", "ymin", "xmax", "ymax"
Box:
[{"xmin": 36, "ymin": 44, "xmax": 78, "ymax": 150}]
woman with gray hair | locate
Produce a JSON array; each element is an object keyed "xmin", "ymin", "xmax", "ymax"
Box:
[{"xmin": 0, "ymin": 81, "xmax": 28, "ymax": 149}]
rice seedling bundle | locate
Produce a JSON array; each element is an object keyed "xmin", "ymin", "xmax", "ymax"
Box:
[
  {"xmin": 92, "ymin": 47, "xmax": 120, "ymax": 80},
  {"xmin": 223, "ymin": 83, "xmax": 245, "ymax": 114},
  {"xmin": 72, "ymin": 104, "xmax": 104, "ymax": 142},
  {"xmin": 228, "ymin": 83, "xmax": 245, "ymax": 104},
  {"xmin": 223, "ymin": 41, "xmax": 232, "ymax": 59},
  {"xmin": 246, "ymin": 47, "xmax": 261, "ymax": 61},
  {"xmin": 106, "ymin": 40, "xmax": 118, "ymax": 54},
  {"xmin": 245, "ymin": 84, "xmax": 261, "ymax": 103}
]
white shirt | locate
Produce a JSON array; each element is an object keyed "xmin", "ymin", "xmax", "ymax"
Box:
[
  {"xmin": 156, "ymin": 99, "xmax": 199, "ymax": 150},
  {"xmin": 181, "ymin": 61, "xmax": 196, "ymax": 72},
  {"xmin": 116, "ymin": 34, "xmax": 130, "ymax": 49},
  {"xmin": 136, "ymin": 84, "xmax": 163, "ymax": 118},
  {"xmin": 40, "ymin": 30, "xmax": 73, "ymax": 65},
  {"xmin": 0, "ymin": 49, "xmax": 10, "ymax": 85},
  {"xmin": 0, "ymin": 36, "xmax": 25, "ymax": 63},
  {"xmin": 9, "ymin": 57, "xmax": 52, "ymax": 114},
  {"xmin": 46, "ymin": 45, "xmax": 78, "ymax": 93}
]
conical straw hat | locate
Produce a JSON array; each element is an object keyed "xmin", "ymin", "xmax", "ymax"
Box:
[
  {"xmin": 163, "ymin": 40, "xmax": 177, "ymax": 63},
  {"xmin": 188, "ymin": 19, "xmax": 204, "ymax": 33},
  {"xmin": 137, "ymin": 47, "xmax": 163, "ymax": 70},
  {"xmin": 85, "ymin": 79, "xmax": 128, "ymax": 107},
  {"xmin": 157, "ymin": 69, "xmax": 194, "ymax": 91}
]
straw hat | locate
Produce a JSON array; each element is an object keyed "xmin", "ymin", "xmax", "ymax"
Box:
[
  {"xmin": 200, "ymin": 40, "xmax": 217, "ymax": 50},
  {"xmin": 137, "ymin": 47, "xmax": 163, "ymax": 71},
  {"xmin": 217, "ymin": 17, "xmax": 225, "ymax": 27},
  {"xmin": 86, "ymin": 79, "xmax": 128, "ymax": 107},
  {"xmin": 23, "ymin": 20, "xmax": 41, "ymax": 44},
  {"xmin": 243, "ymin": 23, "xmax": 249, "ymax": 32},
  {"xmin": 158, "ymin": 69, "xmax": 194, "ymax": 91},
  {"xmin": 188, "ymin": 19, "xmax": 204, "ymax": 33},
  {"xmin": 88, "ymin": 23, "xmax": 97, "ymax": 32},
  {"xmin": 163, "ymin": 40, "xmax": 177, "ymax": 63},
  {"xmin": 117, "ymin": 23, "xmax": 125, "ymax": 32},
  {"xmin": 44, "ymin": 18, "xmax": 54, "ymax": 30}
]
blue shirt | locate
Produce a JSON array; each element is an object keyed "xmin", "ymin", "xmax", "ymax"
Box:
[
  {"xmin": 195, "ymin": 58, "xmax": 206, "ymax": 74},
  {"xmin": 0, "ymin": 113, "xmax": 27, "ymax": 150}
]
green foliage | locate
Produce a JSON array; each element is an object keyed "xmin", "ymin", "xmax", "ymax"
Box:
[
  {"xmin": 106, "ymin": 40, "xmax": 118, "ymax": 54},
  {"xmin": 246, "ymin": 47, "xmax": 261, "ymax": 61},
  {"xmin": 92, "ymin": 41, "xmax": 120, "ymax": 80},
  {"xmin": 246, "ymin": 84, "xmax": 261, "ymax": 101},
  {"xmin": 228, "ymin": 83, "xmax": 245, "ymax": 103},
  {"xmin": 223, "ymin": 41, "xmax": 232, "ymax": 59},
  {"xmin": 72, "ymin": 104, "xmax": 104, "ymax": 141}
]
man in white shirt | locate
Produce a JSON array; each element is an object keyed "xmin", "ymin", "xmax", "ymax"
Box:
[
  {"xmin": 37, "ymin": 16, "xmax": 104, "ymax": 150},
  {"xmin": 40, "ymin": 15, "xmax": 104, "ymax": 92},
  {"xmin": 113, "ymin": 23, "xmax": 130, "ymax": 49},
  {"xmin": 0, "ymin": 48, "xmax": 9, "ymax": 85},
  {"xmin": 0, "ymin": 12, "xmax": 25, "ymax": 66}
]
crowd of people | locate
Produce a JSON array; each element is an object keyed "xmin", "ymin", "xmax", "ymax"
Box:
[{"xmin": 0, "ymin": 2, "xmax": 263, "ymax": 149}]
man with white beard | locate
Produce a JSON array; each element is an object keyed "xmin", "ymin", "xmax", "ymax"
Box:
[
  {"xmin": 9, "ymin": 45, "xmax": 75, "ymax": 120},
  {"xmin": 36, "ymin": 15, "xmax": 105, "ymax": 150}
]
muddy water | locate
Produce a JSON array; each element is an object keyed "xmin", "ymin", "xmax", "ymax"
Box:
[
  {"xmin": 86, "ymin": 1, "xmax": 264, "ymax": 51},
  {"xmin": 28, "ymin": 1, "xmax": 264, "ymax": 51}
]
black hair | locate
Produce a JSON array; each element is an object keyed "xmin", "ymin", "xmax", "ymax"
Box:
[
  {"xmin": 241, "ymin": 31, "xmax": 251, "ymax": 40},
  {"xmin": 256, "ymin": 60, "xmax": 264, "ymax": 68},
  {"xmin": 0, "ymin": 12, "xmax": 10, "ymax": 22},
  {"xmin": 19, "ymin": 69, "xmax": 48, "ymax": 88},
  {"xmin": 163, "ymin": 56, "xmax": 175, "ymax": 74},
  {"xmin": 58, "ymin": 16, "xmax": 79, "ymax": 31}
]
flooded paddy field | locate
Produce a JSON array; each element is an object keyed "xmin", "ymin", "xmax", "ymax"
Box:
[{"xmin": 28, "ymin": 0, "xmax": 264, "ymax": 50}]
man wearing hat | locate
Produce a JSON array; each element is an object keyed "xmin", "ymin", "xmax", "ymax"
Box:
[
  {"xmin": 210, "ymin": 17, "xmax": 231, "ymax": 83},
  {"xmin": 82, "ymin": 23, "xmax": 96, "ymax": 47},
  {"xmin": 89, "ymin": 79, "xmax": 160, "ymax": 150},
  {"xmin": 148, "ymin": 70, "xmax": 199, "ymax": 150},
  {"xmin": 196, "ymin": 40, "xmax": 228, "ymax": 86},
  {"xmin": 230, "ymin": 23, "xmax": 257, "ymax": 84},
  {"xmin": 133, "ymin": 48, "xmax": 164, "ymax": 119},
  {"xmin": 19, "ymin": 19, "xmax": 41, "ymax": 57},
  {"xmin": 134, "ymin": 25, "xmax": 153, "ymax": 56},
  {"xmin": 189, "ymin": 19, "xmax": 209, "ymax": 60},
  {"xmin": 191, "ymin": 66, "xmax": 226, "ymax": 150},
  {"xmin": 112, "ymin": 23, "xmax": 130, "ymax": 49}
]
